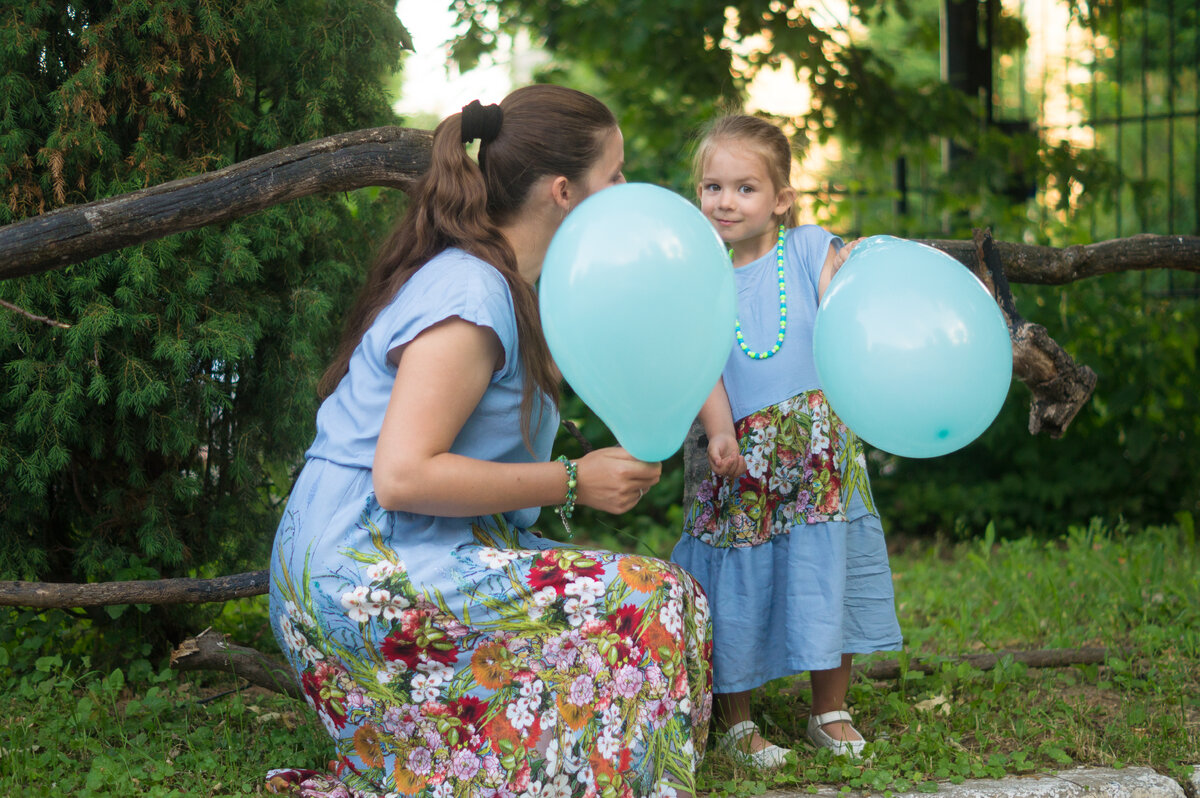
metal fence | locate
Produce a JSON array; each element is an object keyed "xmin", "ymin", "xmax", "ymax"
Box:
[
  {"xmin": 994, "ymin": 0, "xmax": 1200, "ymax": 240},
  {"xmin": 806, "ymin": 0, "xmax": 1198, "ymax": 269}
]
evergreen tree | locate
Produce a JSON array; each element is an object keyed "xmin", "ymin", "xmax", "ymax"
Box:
[{"xmin": 0, "ymin": 1, "xmax": 406, "ymax": 590}]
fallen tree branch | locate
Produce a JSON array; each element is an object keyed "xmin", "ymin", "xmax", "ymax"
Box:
[
  {"xmin": 168, "ymin": 637, "xmax": 1113, "ymax": 701},
  {"xmin": 0, "ymin": 121, "xmax": 1193, "ymax": 288},
  {"xmin": 853, "ymin": 645, "xmax": 1111, "ymax": 681},
  {"xmin": 918, "ymin": 234, "xmax": 1200, "ymax": 285},
  {"xmin": 0, "ymin": 126, "xmax": 432, "ymax": 281},
  {"xmin": 170, "ymin": 627, "xmax": 301, "ymax": 699},
  {"xmin": 973, "ymin": 229, "xmax": 1098, "ymax": 437},
  {"xmin": 0, "ymin": 570, "xmax": 267, "ymax": 608},
  {"xmin": 776, "ymin": 647, "xmax": 1113, "ymax": 699}
]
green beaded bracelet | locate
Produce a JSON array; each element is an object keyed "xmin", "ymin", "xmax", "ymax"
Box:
[{"xmin": 555, "ymin": 454, "xmax": 578, "ymax": 538}]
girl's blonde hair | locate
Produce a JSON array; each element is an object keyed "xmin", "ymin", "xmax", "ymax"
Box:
[{"xmin": 692, "ymin": 115, "xmax": 799, "ymax": 228}]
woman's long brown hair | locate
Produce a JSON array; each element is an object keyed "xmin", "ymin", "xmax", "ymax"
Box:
[{"xmin": 319, "ymin": 84, "xmax": 618, "ymax": 447}]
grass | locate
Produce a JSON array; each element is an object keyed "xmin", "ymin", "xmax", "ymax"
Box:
[
  {"xmin": 1, "ymin": 517, "xmax": 1197, "ymax": 796},
  {"xmin": 699, "ymin": 517, "xmax": 1200, "ymax": 795}
]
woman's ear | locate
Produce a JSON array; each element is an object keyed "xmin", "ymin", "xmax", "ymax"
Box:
[{"xmin": 551, "ymin": 175, "xmax": 572, "ymax": 212}]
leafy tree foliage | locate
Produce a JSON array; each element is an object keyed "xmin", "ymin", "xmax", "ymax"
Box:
[
  {"xmin": 450, "ymin": 0, "xmax": 1012, "ymax": 205},
  {"xmin": 456, "ymin": 0, "xmax": 1200, "ymax": 538},
  {"xmin": 0, "ymin": 0, "xmax": 407, "ymax": 586}
]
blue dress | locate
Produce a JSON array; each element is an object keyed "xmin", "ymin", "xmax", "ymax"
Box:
[
  {"xmin": 671, "ymin": 226, "xmax": 902, "ymax": 695},
  {"xmin": 267, "ymin": 249, "xmax": 712, "ymax": 798}
]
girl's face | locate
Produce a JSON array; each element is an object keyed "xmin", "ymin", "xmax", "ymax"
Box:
[{"xmin": 698, "ymin": 142, "xmax": 792, "ymax": 254}]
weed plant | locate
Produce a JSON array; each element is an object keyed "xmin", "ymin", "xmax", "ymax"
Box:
[{"xmin": 1, "ymin": 518, "xmax": 1196, "ymax": 796}]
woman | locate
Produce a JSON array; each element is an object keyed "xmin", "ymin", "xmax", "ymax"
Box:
[{"xmin": 266, "ymin": 85, "xmax": 712, "ymax": 798}]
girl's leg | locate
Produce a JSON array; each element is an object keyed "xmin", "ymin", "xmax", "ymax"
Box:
[
  {"xmin": 715, "ymin": 690, "xmax": 778, "ymax": 752},
  {"xmin": 809, "ymin": 653, "xmax": 862, "ymax": 741}
]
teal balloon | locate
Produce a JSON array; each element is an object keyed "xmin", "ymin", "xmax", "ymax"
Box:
[
  {"xmin": 812, "ymin": 235, "xmax": 1013, "ymax": 458},
  {"xmin": 540, "ymin": 183, "xmax": 735, "ymax": 462}
]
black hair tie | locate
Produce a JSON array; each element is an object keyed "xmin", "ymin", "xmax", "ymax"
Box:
[{"xmin": 460, "ymin": 100, "xmax": 503, "ymax": 145}]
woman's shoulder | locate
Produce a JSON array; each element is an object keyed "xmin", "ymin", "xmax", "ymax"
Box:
[
  {"xmin": 374, "ymin": 248, "xmax": 515, "ymax": 333},
  {"xmin": 413, "ymin": 248, "xmax": 511, "ymax": 297},
  {"xmin": 367, "ymin": 247, "xmax": 519, "ymax": 364}
]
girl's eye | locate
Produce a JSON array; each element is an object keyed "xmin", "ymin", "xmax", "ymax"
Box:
[
  {"xmin": 704, "ymin": 184, "xmax": 719, "ymax": 192},
  {"xmin": 739, "ymin": 185, "xmax": 754, "ymax": 194}
]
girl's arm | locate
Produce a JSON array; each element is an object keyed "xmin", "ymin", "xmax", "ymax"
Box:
[
  {"xmin": 697, "ymin": 378, "xmax": 746, "ymax": 478},
  {"xmin": 817, "ymin": 238, "xmax": 860, "ymax": 302},
  {"xmin": 372, "ymin": 318, "xmax": 660, "ymax": 516}
]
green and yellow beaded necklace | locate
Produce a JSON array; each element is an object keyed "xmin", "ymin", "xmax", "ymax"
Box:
[{"xmin": 733, "ymin": 224, "xmax": 787, "ymax": 360}]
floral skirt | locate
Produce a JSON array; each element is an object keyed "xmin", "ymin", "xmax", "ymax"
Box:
[
  {"xmin": 683, "ymin": 390, "xmax": 875, "ymax": 549},
  {"xmin": 672, "ymin": 391, "xmax": 901, "ymax": 691},
  {"xmin": 266, "ymin": 460, "xmax": 712, "ymax": 798}
]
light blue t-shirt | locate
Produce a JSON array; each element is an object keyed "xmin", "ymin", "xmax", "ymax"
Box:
[
  {"xmin": 306, "ymin": 248, "xmax": 558, "ymax": 528},
  {"xmin": 722, "ymin": 225, "xmax": 842, "ymax": 422}
]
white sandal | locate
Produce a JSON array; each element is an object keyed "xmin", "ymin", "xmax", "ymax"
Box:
[
  {"xmin": 806, "ymin": 710, "xmax": 867, "ymax": 758},
  {"xmin": 716, "ymin": 720, "xmax": 790, "ymax": 769}
]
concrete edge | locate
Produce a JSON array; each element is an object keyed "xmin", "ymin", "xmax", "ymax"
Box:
[{"xmin": 754, "ymin": 765, "xmax": 1196, "ymax": 798}]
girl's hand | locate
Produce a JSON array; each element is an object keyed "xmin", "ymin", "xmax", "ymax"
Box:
[
  {"xmin": 818, "ymin": 238, "xmax": 862, "ymax": 301},
  {"xmin": 707, "ymin": 433, "xmax": 746, "ymax": 478},
  {"xmin": 574, "ymin": 447, "xmax": 661, "ymax": 515},
  {"xmin": 829, "ymin": 237, "xmax": 861, "ymax": 279}
]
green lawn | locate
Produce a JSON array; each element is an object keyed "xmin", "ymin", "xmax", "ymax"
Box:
[{"xmin": 2, "ymin": 518, "xmax": 1197, "ymax": 796}]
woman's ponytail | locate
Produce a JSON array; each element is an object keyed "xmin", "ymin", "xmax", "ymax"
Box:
[{"xmin": 321, "ymin": 86, "xmax": 618, "ymax": 448}]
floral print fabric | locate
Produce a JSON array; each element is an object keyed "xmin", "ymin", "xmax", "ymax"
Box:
[
  {"xmin": 683, "ymin": 389, "xmax": 876, "ymax": 548},
  {"xmin": 268, "ymin": 505, "xmax": 712, "ymax": 798}
]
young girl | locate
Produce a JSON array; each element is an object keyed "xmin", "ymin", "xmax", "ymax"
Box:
[
  {"xmin": 266, "ymin": 85, "xmax": 712, "ymax": 798},
  {"xmin": 672, "ymin": 115, "xmax": 902, "ymax": 766}
]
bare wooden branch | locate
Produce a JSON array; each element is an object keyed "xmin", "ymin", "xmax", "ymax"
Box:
[
  {"xmin": 0, "ymin": 298, "xmax": 71, "ymax": 328},
  {"xmin": 776, "ymin": 648, "xmax": 1113, "ymax": 698},
  {"xmin": 0, "ymin": 122, "xmax": 1192, "ymax": 288},
  {"xmin": 0, "ymin": 570, "xmax": 267, "ymax": 608},
  {"xmin": 919, "ymin": 234, "xmax": 1200, "ymax": 285},
  {"xmin": 972, "ymin": 229, "xmax": 1098, "ymax": 437},
  {"xmin": 560, "ymin": 419, "xmax": 596, "ymax": 454},
  {"xmin": 0, "ymin": 126, "xmax": 432, "ymax": 282},
  {"xmin": 682, "ymin": 418, "xmax": 708, "ymax": 512},
  {"xmin": 852, "ymin": 646, "xmax": 1112, "ymax": 681},
  {"xmin": 170, "ymin": 628, "xmax": 301, "ymax": 699}
]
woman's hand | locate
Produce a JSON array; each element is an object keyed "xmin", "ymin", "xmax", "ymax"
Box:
[
  {"xmin": 573, "ymin": 447, "xmax": 661, "ymax": 515},
  {"xmin": 707, "ymin": 433, "xmax": 746, "ymax": 478}
]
